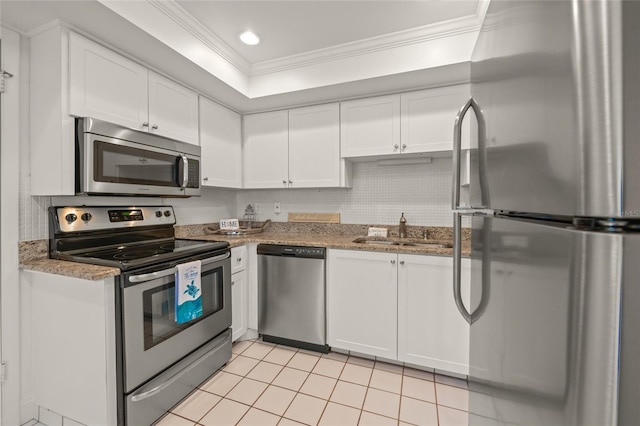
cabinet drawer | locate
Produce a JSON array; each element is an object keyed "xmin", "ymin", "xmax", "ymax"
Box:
[{"xmin": 231, "ymin": 246, "xmax": 247, "ymax": 274}]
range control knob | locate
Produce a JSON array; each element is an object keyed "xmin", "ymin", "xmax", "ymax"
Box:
[
  {"xmin": 164, "ymin": 210, "xmax": 172, "ymax": 217},
  {"xmin": 80, "ymin": 213, "xmax": 92, "ymax": 222},
  {"xmin": 65, "ymin": 213, "xmax": 77, "ymax": 224},
  {"xmin": 155, "ymin": 211, "xmax": 163, "ymax": 218}
]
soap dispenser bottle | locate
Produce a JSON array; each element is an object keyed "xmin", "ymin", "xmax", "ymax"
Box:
[{"xmin": 399, "ymin": 213, "xmax": 407, "ymax": 238}]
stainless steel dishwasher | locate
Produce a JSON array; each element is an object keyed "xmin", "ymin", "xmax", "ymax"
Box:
[{"xmin": 258, "ymin": 244, "xmax": 329, "ymax": 353}]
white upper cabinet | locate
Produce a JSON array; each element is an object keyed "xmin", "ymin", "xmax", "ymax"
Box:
[
  {"xmin": 288, "ymin": 103, "xmax": 341, "ymax": 188},
  {"xmin": 69, "ymin": 32, "xmax": 199, "ymax": 145},
  {"xmin": 199, "ymin": 97, "xmax": 242, "ymax": 188},
  {"xmin": 243, "ymin": 110, "xmax": 289, "ymax": 189},
  {"xmin": 400, "ymin": 84, "xmax": 471, "ymax": 153},
  {"xmin": 243, "ymin": 104, "xmax": 350, "ymax": 189},
  {"xmin": 148, "ymin": 72, "xmax": 199, "ymax": 145},
  {"xmin": 340, "ymin": 84, "xmax": 471, "ymax": 158},
  {"xmin": 69, "ymin": 32, "xmax": 149, "ymax": 132},
  {"xmin": 340, "ymin": 95, "xmax": 401, "ymax": 157}
]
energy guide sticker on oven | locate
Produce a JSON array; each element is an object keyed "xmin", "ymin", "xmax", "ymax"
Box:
[{"xmin": 175, "ymin": 260, "xmax": 203, "ymax": 324}]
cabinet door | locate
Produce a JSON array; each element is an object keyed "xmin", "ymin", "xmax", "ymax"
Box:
[
  {"xmin": 327, "ymin": 250, "xmax": 397, "ymax": 359},
  {"xmin": 397, "ymin": 255, "xmax": 470, "ymax": 375},
  {"xmin": 340, "ymin": 95, "xmax": 400, "ymax": 158},
  {"xmin": 148, "ymin": 72, "xmax": 199, "ymax": 145},
  {"xmin": 231, "ymin": 246, "xmax": 247, "ymax": 275},
  {"xmin": 199, "ymin": 97, "xmax": 242, "ymax": 188},
  {"xmin": 400, "ymin": 84, "xmax": 471, "ymax": 154},
  {"xmin": 289, "ymin": 103, "xmax": 340, "ymax": 188},
  {"xmin": 69, "ymin": 32, "xmax": 149, "ymax": 131},
  {"xmin": 243, "ymin": 111, "xmax": 289, "ymax": 188},
  {"xmin": 231, "ymin": 270, "xmax": 248, "ymax": 342}
]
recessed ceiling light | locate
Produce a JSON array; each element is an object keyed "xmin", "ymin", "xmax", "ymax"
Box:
[{"xmin": 240, "ymin": 31, "xmax": 260, "ymax": 46}]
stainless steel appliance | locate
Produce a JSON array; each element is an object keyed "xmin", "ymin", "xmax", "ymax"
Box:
[
  {"xmin": 452, "ymin": 1, "xmax": 640, "ymax": 424},
  {"xmin": 76, "ymin": 117, "xmax": 201, "ymax": 197},
  {"xmin": 49, "ymin": 206, "xmax": 231, "ymax": 426},
  {"xmin": 257, "ymin": 244, "xmax": 329, "ymax": 353}
]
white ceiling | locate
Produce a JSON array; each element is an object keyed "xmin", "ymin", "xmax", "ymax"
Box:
[
  {"xmin": 1, "ymin": 0, "xmax": 485, "ymax": 112},
  {"xmin": 176, "ymin": 1, "xmax": 479, "ymax": 64}
]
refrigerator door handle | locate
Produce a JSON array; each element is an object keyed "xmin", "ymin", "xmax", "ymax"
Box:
[
  {"xmin": 453, "ymin": 211, "xmax": 472, "ymax": 323},
  {"xmin": 452, "ymin": 97, "xmax": 489, "ymax": 209},
  {"xmin": 453, "ymin": 211, "xmax": 491, "ymax": 325}
]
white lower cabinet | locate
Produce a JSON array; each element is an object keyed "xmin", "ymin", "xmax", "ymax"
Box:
[
  {"xmin": 398, "ymin": 254, "xmax": 471, "ymax": 375},
  {"xmin": 327, "ymin": 250, "xmax": 398, "ymax": 359},
  {"xmin": 231, "ymin": 269, "xmax": 247, "ymax": 342},
  {"xmin": 231, "ymin": 246, "xmax": 248, "ymax": 341},
  {"xmin": 24, "ymin": 271, "xmax": 117, "ymax": 426},
  {"xmin": 327, "ymin": 249, "xmax": 470, "ymax": 375}
]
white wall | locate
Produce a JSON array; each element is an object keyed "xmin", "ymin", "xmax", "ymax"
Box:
[{"xmin": 237, "ymin": 159, "xmax": 454, "ymax": 227}]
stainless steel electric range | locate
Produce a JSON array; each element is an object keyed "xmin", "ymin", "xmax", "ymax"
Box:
[{"xmin": 49, "ymin": 205, "xmax": 232, "ymax": 426}]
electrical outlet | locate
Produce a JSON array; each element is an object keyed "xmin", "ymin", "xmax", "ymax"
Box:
[{"xmin": 274, "ymin": 202, "xmax": 282, "ymax": 214}]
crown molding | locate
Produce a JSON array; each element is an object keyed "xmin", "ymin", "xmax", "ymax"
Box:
[
  {"xmin": 250, "ymin": 13, "xmax": 483, "ymax": 77},
  {"xmin": 146, "ymin": 0, "xmax": 251, "ymax": 75},
  {"xmin": 152, "ymin": 0, "xmax": 487, "ymax": 79}
]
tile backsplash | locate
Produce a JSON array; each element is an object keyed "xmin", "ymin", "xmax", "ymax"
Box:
[
  {"xmin": 19, "ymin": 159, "xmax": 455, "ymax": 241},
  {"xmin": 237, "ymin": 159, "xmax": 455, "ymax": 227}
]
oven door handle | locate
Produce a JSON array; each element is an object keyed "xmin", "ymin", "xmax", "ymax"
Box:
[{"xmin": 128, "ymin": 252, "xmax": 230, "ymax": 283}]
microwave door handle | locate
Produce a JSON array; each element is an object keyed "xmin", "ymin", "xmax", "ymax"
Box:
[
  {"xmin": 180, "ymin": 154, "xmax": 189, "ymax": 189},
  {"xmin": 128, "ymin": 252, "xmax": 230, "ymax": 283}
]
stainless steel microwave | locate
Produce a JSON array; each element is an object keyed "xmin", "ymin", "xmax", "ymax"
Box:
[{"xmin": 76, "ymin": 117, "xmax": 201, "ymax": 197}]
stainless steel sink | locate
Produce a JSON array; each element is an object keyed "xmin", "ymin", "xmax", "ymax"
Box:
[{"xmin": 352, "ymin": 237, "xmax": 452, "ymax": 249}]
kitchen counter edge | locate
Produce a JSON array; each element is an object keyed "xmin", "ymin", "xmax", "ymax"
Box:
[{"xmin": 19, "ymin": 233, "xmax": 471, "ymax": 281}]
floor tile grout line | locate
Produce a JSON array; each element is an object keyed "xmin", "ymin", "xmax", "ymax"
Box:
[
  {"xmin": 396, "ymin": 370, "xmax": 404, "ymax": 425},
  {"xmin": 312, "ymin": 357, "xmax": 348, "ymax": 425},
  {"xmin": 229, "ymin": 348, "xmax": 289, "ymax": 425}
]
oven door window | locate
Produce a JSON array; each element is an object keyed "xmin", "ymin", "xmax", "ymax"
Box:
[
  {"xmin": 142, "ymin": 266, "xmax": 223, "ymax": 350},
  {"xmin": 94, "ymin": 140, "xmax": 180, "ymax": 187}
]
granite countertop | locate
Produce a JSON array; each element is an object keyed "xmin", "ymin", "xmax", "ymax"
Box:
[{"xmin": 19, "ymin": 223, "xmax": 471, "ymax": 281}]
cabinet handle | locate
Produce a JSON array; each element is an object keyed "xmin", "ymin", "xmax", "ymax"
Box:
[
  {"xmin": 288, "ymin": 180, "xmax": 293, "ymax": 184},
  {"xmin": 282, "ymin": 180, "xmax": 287, "ymax": 184},
  {"xmin": 232, "ymin": 280, "xmax": 235, "ymax": 286},
  {"xmin": 142, "ymin": 122, "xmax": 149, "ymax": 127},
  {"xmin": 399, "ymin": 260, "xmax": 405, "ymax": 265},
  {"xmin": 390, "ymin": 260, "xmax": 396, "ymax": 265},
  {"xmin": 401, "ymin": 144, "xmax": 407, "ymax": 151},
  {"xmin": 152, "ymin": 124, "xmax": 159, "ymax": 130},
  {"xmin": 393, "ymin": 144, "xmax": 399, "ymax": 151},
  {"xmin": 203, "ymin": 177, "xmax": 209, "ymax": 181},
  {"xmin": 236, "ymin": 257, "xmax": 242, "ymax": 262}
]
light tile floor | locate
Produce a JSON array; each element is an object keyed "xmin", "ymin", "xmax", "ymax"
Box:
[{"xmin": 155, "ymin": 339, "xmax": 469, "ymax": 426}]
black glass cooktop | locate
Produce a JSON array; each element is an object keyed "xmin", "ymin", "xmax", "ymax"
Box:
[{"xmin": 59, "ymin": 239, "xmax": 229, "ymax": 270}]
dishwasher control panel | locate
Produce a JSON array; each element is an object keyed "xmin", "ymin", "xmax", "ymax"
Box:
[
  {"xmin": 257, "ymin": 244, "xmax": 325, "ymax": 259},
  {"xmin": 283, "ymin": 247, "xmax": 323, "ymax": 256}
]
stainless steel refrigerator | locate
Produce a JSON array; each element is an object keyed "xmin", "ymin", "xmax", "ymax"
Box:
[{"xmin": 451, "ymin": 1, "xmax": 640, "ymax": 424}]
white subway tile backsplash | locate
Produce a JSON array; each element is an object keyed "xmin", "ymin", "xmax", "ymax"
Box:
[
  {"xmin": 19, "ymin": 159, "xmax": 457, "ymax": 241},
  {"xmin": 237, "ymin": 159, "xmax": 456, "ymax": 226}
]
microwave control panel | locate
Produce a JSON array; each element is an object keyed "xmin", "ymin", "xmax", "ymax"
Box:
[{"xmin": 187, "ymin": 159, "xmax": 200, "ymax": 188}]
